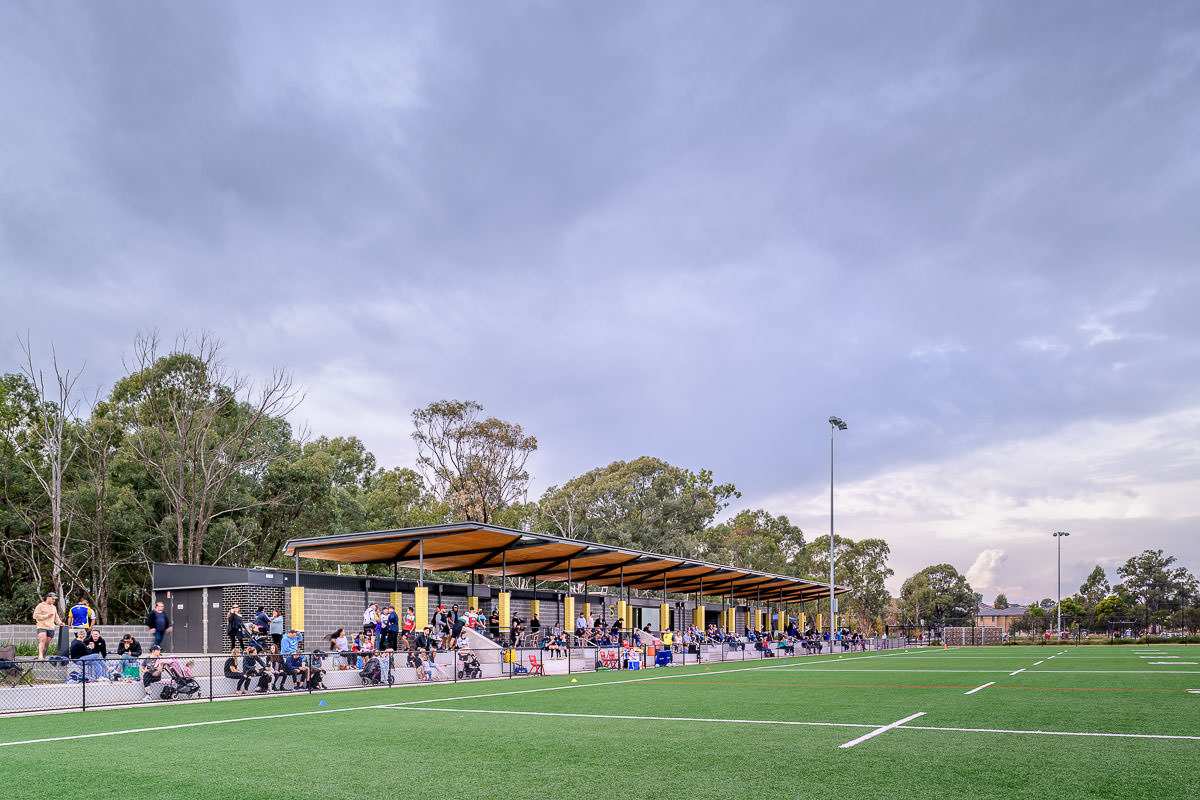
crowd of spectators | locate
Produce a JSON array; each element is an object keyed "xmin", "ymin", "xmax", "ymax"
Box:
[{"xmin": 24, "ymin": 593, "xmax": 898, "ymax": 706}]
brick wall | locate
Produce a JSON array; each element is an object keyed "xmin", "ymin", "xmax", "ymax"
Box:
[
  {"xmin": 0, "ymin": 623, "xmax": 149, "ymax": 646},
  {"xmin": 218, "ymin": 585, "xmax": 285, "ymax": 651}
]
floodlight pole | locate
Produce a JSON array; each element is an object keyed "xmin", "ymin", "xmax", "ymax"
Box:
[
  {"xmin": 829, "ymin": 416, "xmax": 847, "ymax": 638},
  {"xmin": 1053, "ymin": 532, "xmax": 1070, "ymax": 634}
]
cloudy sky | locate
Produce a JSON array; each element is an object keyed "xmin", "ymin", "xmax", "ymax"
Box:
[{"xmin": 3, "ymin": 2, "xmax": 1198, "ymax": 601}]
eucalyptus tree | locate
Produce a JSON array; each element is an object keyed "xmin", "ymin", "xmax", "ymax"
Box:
[
  {"xmin": 110, "ymin": 332, "xmax": 301, "ymax": 564},
  {"xmin": 411, "ymin": 399, "xmax": 537, "ymax": 524}
]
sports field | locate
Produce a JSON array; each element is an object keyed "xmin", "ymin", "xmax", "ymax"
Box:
[{"xmin": 2, "ymin": 645, "xmax": 1197, "ymax": 799}]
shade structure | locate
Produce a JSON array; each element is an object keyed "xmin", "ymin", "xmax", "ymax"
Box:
[{"xmin": 284, "ymin": 522, "xmax": 846, "ymax": 603}]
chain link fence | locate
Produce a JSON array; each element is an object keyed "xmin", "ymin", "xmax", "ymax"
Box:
[{"xmin": 0, "ymin": 634, "xmax": 923, "ymax": 716}]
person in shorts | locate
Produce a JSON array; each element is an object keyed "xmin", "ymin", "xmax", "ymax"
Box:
[{"xmin": 33, "ymin": 592, "xmax": 64, "ymax": 660}]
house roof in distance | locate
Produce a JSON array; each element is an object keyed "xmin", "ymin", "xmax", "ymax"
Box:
[{"xmin": 976, "ymin": 603, "xmax": 1029, "ymax": 617}]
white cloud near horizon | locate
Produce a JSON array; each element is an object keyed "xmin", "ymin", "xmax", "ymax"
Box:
[{"xmin": 762, "ymin": 406, "xmax": 1200, "ymax": 601}]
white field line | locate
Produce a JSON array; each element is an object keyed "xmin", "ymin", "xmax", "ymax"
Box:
[
  {"xmin": 963, "ymin": 682, "xmax": 995, "ymax": 695},
  {"xmin": 1034, "ymin": 661, "xmax": 1044, "ymax": 665},
  {"xmin": 0, "ymin": 649, "xmax": 973, "ymax": 751},
  {"xmin": 838, "ymin": 712, "xmax": 926, "ymax": 749},
  {"xmin": 0, "ymin": 703, "xmax": 397, "ymax": 749},
  {"xmin": 1010, "ymin": 668, "xmax": 1026, "ymax": 676},
  {"xmin": 395, "ymin": 706, "xmax": 1200, "ymax": 744},
  {"xmin": 755, "ymin": 667, "xmax": 1200, "ymax": 675},
  {"xmin": 389, "ymin": 705, "xmax": 878, "ymax": 730},
  {"xmin": 900, "ymin": 725, "xmax": 1200, "ymax": 742},
  {"xmin": 1150, "ymin": 662, "xmax": 1198, "ymax": 665},
  {"xmin": 379, "ymin": 648, "xmax": 945, "ymax": 710}
]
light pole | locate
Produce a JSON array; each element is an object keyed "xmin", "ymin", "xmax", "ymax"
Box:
[
  {"xmin": 1052, "ymin": 531, "xmax": 1070, "ymax": 634},
  {"xmin": 829, "ymin": 416, "xmax": 847, "ymax": 644}
]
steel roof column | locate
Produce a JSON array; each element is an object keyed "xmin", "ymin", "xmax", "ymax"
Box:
[
  {"xmin": 564, "ymin": 561, "xmax": 575, "ymax": 641},
  {"xmin": 618, "ymin": 567, "xmax": 627, "ymax": 634}
]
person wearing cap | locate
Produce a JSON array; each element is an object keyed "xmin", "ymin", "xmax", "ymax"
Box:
[
  {"xmin": 33, "ymin": 592, "xmax": 65, "ymax": 659},
  {"xmin": 140, "ymin": 644, "xmax": 165, "ymax": 701},
  {"xmin": 362, "ymin": 603, "xmax": 379, "ymax": 636}
]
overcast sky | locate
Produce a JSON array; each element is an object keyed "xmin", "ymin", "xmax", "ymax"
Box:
[{"xmin": 3, "ymin": 2, "xmax": 1198, "ymax": 601}]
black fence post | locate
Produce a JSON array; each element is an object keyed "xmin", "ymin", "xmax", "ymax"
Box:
[
  {"xmin": 80, "ymin": 662, "xmax": 86, "ymax": 712},
  {"xmin": 209, "ymin": 657, "xmax": 214, "ymax": 702}
]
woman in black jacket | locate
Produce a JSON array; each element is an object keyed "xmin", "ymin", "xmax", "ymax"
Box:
[
  {"xmin": 227, "ymin": 605, "xmax": 246, "ymax": 649},
  {"xmin": 223, "ymin": 647, "xmax": 249, "ymax": 695}
]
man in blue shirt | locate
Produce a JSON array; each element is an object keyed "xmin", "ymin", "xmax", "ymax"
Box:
[
  {"xmin": 382, "ymin": 606, "xmax": 399, "ymax": 651},
  {"xmin": 280, "ymin": 629, "xmax": 303, "ymax": 654},
  {"xmin": 69, "ymin": 598, "xmax": 96, "ymax": 632},
  {"xmin": 145, "ymin": 601, "xmax": 172, "ymax": 649}
]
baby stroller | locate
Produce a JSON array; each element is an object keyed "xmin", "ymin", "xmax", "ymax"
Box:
[
  {"xmin": 457, "ymin": 651, "xmax": 482, "ymax": 680},
  {"xmin": 238, "ymin": 621, "xmax": 271, "ymax": 653},
  {"xmin": 159, "ymin": 659, "xmax": 202, "ymax": 700},
  {"xmin": 361, "ymin": 653, "xmax": 394, "ymax": 686}
]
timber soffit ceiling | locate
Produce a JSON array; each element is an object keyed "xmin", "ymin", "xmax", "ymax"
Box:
[{"xmin": 284, "ymin": 522, "xmax": 846, "ymax": 603}]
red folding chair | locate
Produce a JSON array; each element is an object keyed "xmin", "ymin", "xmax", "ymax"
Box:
[{"xmin": 527, "ymin": 653, "xmax": 546, "ymax": 676}]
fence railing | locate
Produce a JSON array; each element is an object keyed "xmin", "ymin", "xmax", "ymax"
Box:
[{"xmin": 0, "ymin": 635, "xmax": 921, "ymax": 716}]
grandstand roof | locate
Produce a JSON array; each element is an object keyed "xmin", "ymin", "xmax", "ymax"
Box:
[{"xmin": 284, "ymin": 522, "xmax": 846, "ymax": 603}]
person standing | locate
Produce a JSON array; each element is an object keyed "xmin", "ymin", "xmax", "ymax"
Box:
[
  {"xmin": 383, "ymin": 606, "xmax": 400, "ymax": 651},
  {"xmin": 401, "ymin": 606, "xmax": 415, "ymax": 649},
  {"xmin": 362, "ymin": 603, "xmax": 379, "ymax": 636},
  {"xmin": 488, "ymin": 608, "xmax": 501, "ymax": 639},
  {"xmin": 145, "ymin": 600, "xmax": 172, "ymax": 649},
  {"xmin": 33, "ymin": 592, "xmax": 64, "ymax": 659},
  {"xmin": 269, "ymin": 609, "xmax": 284, "ymax": 649},
  {"xmin": 253, "ymin": 606, "xmax": 270, "ymax": 637},
  {"xmin": 68, "ymin": 597, "xmax": 97, "ymax": 634},
  {"xmin": 226, "ymin": 604, "xmax": 246, "ymax": 649}
]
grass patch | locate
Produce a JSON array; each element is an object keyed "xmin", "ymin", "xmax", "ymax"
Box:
[{"xmin": 1, "ymin": 646, "xmax": 1197, "ymax": 799}]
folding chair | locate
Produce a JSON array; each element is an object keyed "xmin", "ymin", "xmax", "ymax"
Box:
[
  {"xmin": 0, "ymin": 645, "xmax": 34, "ymax": 687},
  {"xmin": 527, "ymin": 653, "xmax": 545, "ymax": 676}
]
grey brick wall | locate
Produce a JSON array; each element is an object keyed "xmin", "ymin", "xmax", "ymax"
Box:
[{"xmin": 0, "ymin": 623, "xmax": 149, "ymax": 646}]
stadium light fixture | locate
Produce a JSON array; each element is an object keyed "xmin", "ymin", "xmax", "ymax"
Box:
[
  {"xmin": 1052, "ymin": 531, "xmax": 1070, "ymax": 634},
  {"xmin": 829, "ymin": 416, "xmax": 847, "ymax": 646}
]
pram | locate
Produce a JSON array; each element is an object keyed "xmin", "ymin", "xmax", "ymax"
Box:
[
  {"xmin": 159, "ymin": 659, "xmax": 202, "ymax": 700},
  {"xmin": 237, "ymin": 622, "xmax": 271, "ymax": 653},
  {"xmin": 360, "ymin": 652, "xmax": 393, "ymax": 686},
  {"xmin": 457, "ymin": 651, "xmax": 482, "ymax": 680}
]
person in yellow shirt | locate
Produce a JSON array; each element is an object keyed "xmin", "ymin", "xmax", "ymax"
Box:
[{"xmin": 33, "ymin": 592, "xmax": 65, "ymax": 660}]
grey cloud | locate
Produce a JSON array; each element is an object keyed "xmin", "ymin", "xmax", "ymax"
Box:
[{"xmin": 2, "ymin": 3, "xmax": 1199, "ymax": 564}]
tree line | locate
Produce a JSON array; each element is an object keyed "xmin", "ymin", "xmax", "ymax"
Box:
[
  {"xmin": 2, "ymin": 333, "xmax": 905, "ymax": 626},
  {"xmin": 1004, "ymin": 550, "xmax": 1198, "ymax": 635},
  {"xmin": 21, "ymin": 332, "xmax": 1189, "ymax": 635}
]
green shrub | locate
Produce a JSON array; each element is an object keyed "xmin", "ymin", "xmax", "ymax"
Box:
[{"xmin": 1, "ymin": 640, "xmax": 41, "ymax": 657}]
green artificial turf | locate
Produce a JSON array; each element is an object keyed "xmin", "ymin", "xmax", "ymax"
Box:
[{"xmin": 1, "ymin": 645, "xmax": 1196, "ymax": 799}]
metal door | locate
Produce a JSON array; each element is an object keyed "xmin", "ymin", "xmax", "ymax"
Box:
[{"xmin": 169, "ymin": 589, "xmax": 203, "ymax": 653}]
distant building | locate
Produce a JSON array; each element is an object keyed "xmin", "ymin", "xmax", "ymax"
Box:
[{"xmin": 973, "ymin": 603, "xmax": 1027, "ymax": 633}]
